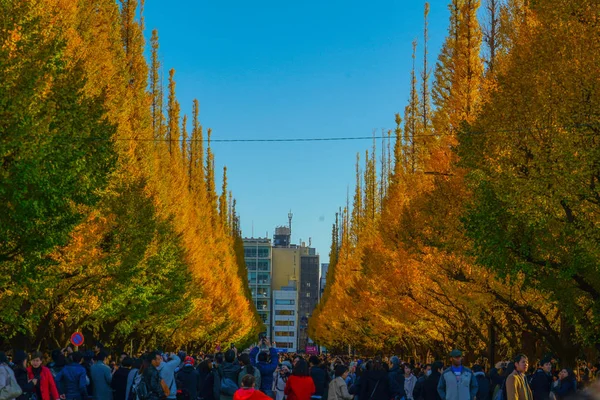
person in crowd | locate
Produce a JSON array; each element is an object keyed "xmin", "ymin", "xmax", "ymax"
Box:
[
  {"xmin": 285, "ymin": 359, "xmax": 316, "ymax": 400},
  {"xmin": 309, "ymin": 356, "xmax": 329, "ymax": 400},
  {"xmin": 505, "ymin": 354, "xmax": 532, "ymax": 400},
  {"xmin": 112, "ymin": 356, "xmax": 132, "ymax": 400},
  {"xmin": 28, "ymin": 351, "xmax": 60, "ymax": 400},
  {"xmin": 345, "ymin": 363, "xmax": 357, "ymax": 389},
  {"xmin": 404, "ymin": 364, "xmax": 418, "ymax": 400},
  {"xmin": 49, "ymin": 351, "xmax": 66, "ymax": 378},
  {"xmin": 198, "ymin": 359, "xmax": 215, "ymax": 400},
  {"xmin": 177, "ymin": 356, "xmax": 201, "ymax": 400},
  {"xmin": 552, "ymin": 369, "xmax": 577, "ymax": 400},
  {"xmin": 12, "ymin": 350, "xmax": 33, "ymax": 400},
  {"xmin": 274, "ymin": 361, "xmax": 292, "ymax": 400},
  {"xmin": 158, "ymin": 352, "xmax": 181, "ymax": 400},
  {"xmin": 250, "ymin": 340, "xmax": 279, "ymax": 397},
  {"xmin": 214, "ymin": 350, "xmax": 241, "ymax": 400},
  {"xmin": 82, "ymin": 351, "xmax": 95, "ymax": 397},
  {"xmin": 414, "ymin": 365, "xmax": 430, "ymax": 400},
  {"xmin": 359, "ymin": 357, "xmax": 391, "ymax": 400},
  {"xmin": 238, "ymin": 353, "xmax": 261, "ymax": 390},
  {"xmin": 388, "ymin": 357, "xmax": 405, "ymax": 400},
  {"xmin": 145, "ymin": 351, "xmax": 169, "ymax": 400},
  {"xmin": 1, "ymin": 351, "xmax": 22, "ymax": 400},
  {"xmin": 530, "ymin": 358, "xmax": 553, "ymax": 400},
  {"xmin": 329, "ymin": 365, "xmax": 354, "ymax": 400},
  {"xmin": 91, "ymin": 351, "xmax": 113, "ymax": 400},
  {"xmin": 55, "ymin": 351, "xmax": 88, "ymax": 400},
  {"xmin": 424, "ymin": 361, "xmax": 443, "ymax": 400},
  {"xmin": 233, "ymin": 374, "xmax": 273, "ymax": 400},
  {"xmin": 126, "ymin": 358, "xmax": 143, "ymax": 400},
  {"xmin": 472, "ymin": 365, "xmax": 490, "ymax": 400},
  {"xmin": 437, "ymin": 350, "xmax": 478, "ymax": 400}
]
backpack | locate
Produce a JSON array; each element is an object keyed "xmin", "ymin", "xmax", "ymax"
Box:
[
  {"xmin": 129, "ymin": 372, "xmax": 149, "ymax": 400},
  {"xmin": 218, "ymin": 368, "xmax": 239, "ymax": 396},
  {"xmin": 0, "ymin": 365, "xmax": 23, "ymax": 400}
]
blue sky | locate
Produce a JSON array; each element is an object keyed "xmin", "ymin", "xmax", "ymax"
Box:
[{"xmin": 143, "ymin": 1, "xmax": 450, "ymax": 263}]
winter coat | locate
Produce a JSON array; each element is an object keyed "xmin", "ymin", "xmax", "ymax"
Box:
[
  {"xmin": 214, "ymin": 362, "xmax": 242, "ymax": 400},
  {"xmin": 423, "ymin": 372, "xmax": 442, "ymax": 400},
  {"xmin": 238, "ymin": 366, "xmax": 261, "ymax": 391},
  {"xmin": 125, "ymin": 368, "xmax": 139, "ymax": 400},
  {"xmin": 233, "ymin": 388, "xmax": 273, "ymax": 400},
  {"xmin": 249, "ymin": 348, "xmax": 278, "ymax": 393},
  {"xmin": 273, "ymin": 372, "xmax": 289, "ymax": 400},
  {"xmin": 177, "ymin": 365, "xmax": 201, "ymax": 400},
  {"xmin": 505, "ymin": 371, "xmax": 532, "ymax": 400},
  {"xmin": 310, "ymin": 367, "xmax": 329, "ymax": 397},
  {"xmin": 159, "ymin": 356, "xmax": 181, "ymax": 400},
  {"xmin": 1, "ymin": 363, "xmax": 21, "ymax": 400},
  {"xmin": 199, "ymin": 369, "xmax": 215, "ymax": 400},
  {"xmin": 359, "ymin": 370, "xmax": 392, "ymax": 400},
  {"xmin": 414, "ymin": 375, "xmax": 426, "ymax": 400},
  {"xmin": 328, "ymin": 376, "xmax": 353, "ymax": 400},
  {"xmin": 404, "ymin": 375, "xmax": 418, "ymax": 400},
  {"xmin": 437, "ymin": 367, "xmax": 477, "ymax": 400},
  {"xmin": 551, "ymin": 378, "xmax": 576, "ymax": 400},
  {"xmin": 13, "ymin": 367, "xmax": 34, "ymax": 400},
  {"xmin": 284, "ymin": 375, "xmax": 316, "ymax": 400},
  {"xmin": 90, "ymin": 361, "xmax": 112, "ymax": 400},
  {"xmin": 143, "ymin": 365, "xmax": 165, "ymax": 400},
  {"xmin": 473, "ymin": 372, "xmax": 490, "ymax": 400},
  {"xmin": 55, "ymin": 362, "xmax": 88, "ymax": 400},
  {"xmin": 111, "ymin": 367, "xmax": 130, "ymax": 400},
  {"xmin": 27, "ymin": 366, "xmax": 60, "ymax": 400},
  {"xmin": 388, "ymin": 365, "xmax": 405, "ymax": 399},
  {"xmin": 529, "ymin": 370, "xmax": 552, "ymax": 400}
]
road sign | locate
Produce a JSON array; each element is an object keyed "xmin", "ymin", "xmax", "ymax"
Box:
[{"xmin": 70, "ymin": 332, "xmax": 85, "ymax": 347}]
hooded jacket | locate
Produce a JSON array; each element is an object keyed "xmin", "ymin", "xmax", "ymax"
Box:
[
  {"xmin": 177, "ymin": 365, "xmax": 201, "ymax": 400},
  {"xmin": 388, "ymin": 365, "xmax": 405, "ymax": 399},
  {"xmin": 55, "ymin": 362, "xmax": 88, "ymax": 400},
  {"xmin": 529, "ymin": 369, "xmax": 552, "ymax": 400},
  {"xmin": 214, "ymin": 362, "xmax": 242, "ymax": 400},
  {"xmin": 159, "ymin": 355, "xmax": 181, "ymax": 400},
  {"xmin": 473, "ymin": 372, "xmax": 490, "ymax": 400},
  {"xmin": 359, "ymin": 370, "xmax": 392, "ymax": 400}
]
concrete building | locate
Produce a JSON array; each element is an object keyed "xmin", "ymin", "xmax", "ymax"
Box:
[
  {"xmin": 320, "ymin": 263, "xmax": 329, "ymax": 300},
  {"xmin": 243, "ymin": 237, "xmax": 273, "ymax": 336},
  {"xmin": 272, "ymin": 281, "xmax": 298, "ymax": 352},
  {"xmin": 298, "ymin": 253, "xmax": 320, "ymax": 350}
]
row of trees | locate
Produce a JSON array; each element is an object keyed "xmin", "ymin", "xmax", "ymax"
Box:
[
  {"xmin": 310, "ymin": 0, "xmax": 600, "ymax": 365},
  {"xmin": 0, "ymin": 0, "xmax": 262, "ymax": 351}
]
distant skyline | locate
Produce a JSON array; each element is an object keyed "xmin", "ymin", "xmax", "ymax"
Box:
[{"xmin": 143, "ymin": 0, "xmax": 451, "ymax": 262}]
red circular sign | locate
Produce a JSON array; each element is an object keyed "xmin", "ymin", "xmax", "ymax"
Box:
[{"xmin": 70, "ymin": 332, "xmax": 85, "ymax": 347}]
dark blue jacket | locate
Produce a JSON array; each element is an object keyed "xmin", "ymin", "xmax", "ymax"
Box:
[
  {"xmin": 310, "ymin": 366, "xmax": 329, "ymax": 397},
  {"xmin": 250, "ymin": 347, "xmax": 278, "ymax": 392},
  {"xmin": 529, "ymin": 370, "xmax": 552, "ymax": 400},
  {"xmin": 474, "ymin": 372, "xmax": 490, "ymax": 400},
  {"xmin": 55, "ymin": 363, "xmax": 88, "ymax": 400},
  {"xmin": 552, "ymin": 378, "xmax": 576, "ymax": 400},
  {"xmin": 388, "ymin": 365, "xmax": 404, "ymax": 399}
]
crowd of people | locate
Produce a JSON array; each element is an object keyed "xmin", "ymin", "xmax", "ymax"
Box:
[{"xmin": 1, "ymin": 341, "xmax": 599, "ymax": 400}]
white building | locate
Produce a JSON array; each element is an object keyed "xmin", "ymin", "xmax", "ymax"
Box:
[{"xmin": 272, "ymin": 283, "xmax": 298, "ymax": 352}]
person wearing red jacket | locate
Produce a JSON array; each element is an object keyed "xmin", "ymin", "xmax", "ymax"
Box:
[
  {"xmin": 285, "ymin": 360, "xmax": 316, "ymax": 400},
  {"xmin": 27, "ymin": 351, "xmax": 60, "ymax": 400},
  {"xmin": 234, "ymin": 374, "xmax": 273, "ymax": 400}
]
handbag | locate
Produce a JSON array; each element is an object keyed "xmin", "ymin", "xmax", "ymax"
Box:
[{"xmin": 0, "ymin": 365, "xmax": 23, "ymax": 400}]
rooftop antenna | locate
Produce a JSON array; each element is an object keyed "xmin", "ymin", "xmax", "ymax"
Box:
[
  {"xmin": 251, "ymin": 221, "xmax": 254, "ymax": 238},
  {"xmin": 288, "ymin": 210, "xmax": 293, "ymax": 247},
  {"xmin": 309, "ymin": 237, "xmax": 312, "ymax": 247}
]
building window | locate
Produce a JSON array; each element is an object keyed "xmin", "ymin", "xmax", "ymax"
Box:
[
  {"xmin": 275, "ymin": 331, "xmax": 295, "ymax": 337},
  {"xmin": 275, "ymin": 320, "xmax": 295, "ymax": 326},
  {"xmin": 306, "ymin": 282, "xmax": 310, "ymax": 287},
  {"xmin": 258, "ymin": 248, "xmax": 270, "ymax": 258},
  {"xmin": 306, "ymin": 293, "xmax": 310, "ymax": 297},
  {"xmin": 275, "ymin": 310, "xmax": 295, "ymax": 316},
  {"xmin": 275, "ymin": 299, "xmax": 295, "ymax": 305}
]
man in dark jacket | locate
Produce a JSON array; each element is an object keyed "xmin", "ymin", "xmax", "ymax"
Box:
[
  {"xmin": 213, "ymin": 350, "xmax": 241, "ymax": 400},
  {"xmin": 310, "ymin": 356, "xmax": 329, "ymax": 399},
  {"xmin": 250, "ymin": 342, "xmax": 278, "ymax": 396},
  {"xmin": 423, "ymin": 361, "xmax": 443, "ymax": 400},
  {"xmin": 111, "ymin": 357, "xmax": 132, "ymax": 400},
  {"xmin": 359, "ymin": 358, "xmax": 392, "ymax": 400},
  {"xmin": 177, "ymin": 356, "xmax": 201, "ymax": 400},
  {"xmin": 472, "ymin": 365, "xmax": 490, "ymax": 400},
  {"xmin": 388, "ymin": 356, "xmax": 404, "ymax": 400},
  {"xmin": 529, "ymin": 358, "xmax": 552, "ymax": 400},
  {"xmin": 145, "ymin": 351, "xmax": 168, "ymax": 400},
  {"xmin": 55, "ymin": 352, "xmax": 88, "ymax": 400}
]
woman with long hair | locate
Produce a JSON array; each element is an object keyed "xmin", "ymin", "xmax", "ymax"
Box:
[
  {"xmin": 284, "ymin": 359, "xmax": 316, "ymax": 400},
  {"xmin": 552, "ymin": 368, "xmax": 577, "ymax": 400}
]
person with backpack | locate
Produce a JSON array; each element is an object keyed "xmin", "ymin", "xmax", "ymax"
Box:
[
  {"xmin": 0, "ymin": 351, "xmax": 23, "ymax": 400},
  {"xmin": 238, "ymin": 354, "xmax": 261, "ymax": 391},
  {"xmin": 11, "ymin": 351, "xmax": 32, "ymax": 400},
  {"xmin": 359, "ymin": 358, "xmax": 391, "ymax": 400},
  {"xmin": 142, "ymin": 351, "xmax": 170, "ymax": 400},
  {"xmin": 437, "ymin": 350, "xmax": 478, "ymax": 400},
  {"xmin": 284, "ymin": 359, "xmax": 316, "ymax": 400},
  {"xmin": 176, "ymin": 356, "xmax": 201, "ymax": 400},
  {"xmin": 505, "ymin": 354, "xmax": 532, "ymax": 400},
  {"xmin": 159, "ymin": 353, "xmax": 181, "ymax": 400},
  {"xmin": 233, "ymin": 374, "xmax": 273, "ymax": 400},
  {"xmin": 54, "ymin": 351, "xmax": 88, "ymax": 400},
  {"xmin": 126, "ymin": 358, "xmax": 142, "ymax": 400},
  {"xmin": 530, "ymin": 358, "xmax": 553, "ymax": 400},
  {"xmin": 214, "ymin": 350, "xmax": 242, "ymax": 400}
]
